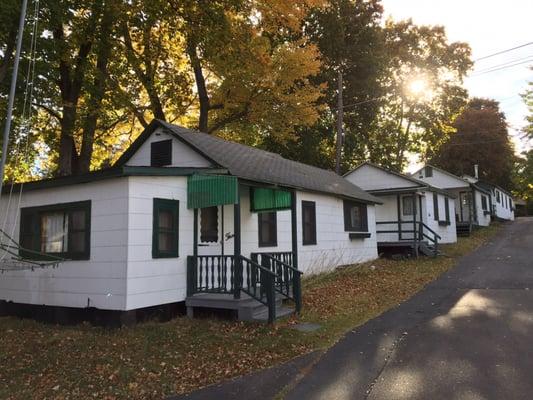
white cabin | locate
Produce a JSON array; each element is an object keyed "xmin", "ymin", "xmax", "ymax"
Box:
[
  {"xmin": 345, "ymin": 163, "xmax": 457, "ymax": 256},
  {"xmin": 411, "ymin": 165, "xmax": 492, "ymax": 235},
  {"xmin": 475, "ymin": 181, "xmax": 515, "ymax": 221},
  {"xmin": 0, "ymin": 120, "xmax": 380, "ymax": 323}
]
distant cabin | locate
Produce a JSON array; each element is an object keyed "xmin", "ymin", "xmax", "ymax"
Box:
[
  {"xmin": 411, "ymin": 165, "xmax": 492, "ymax": 235},
  {"xmin": 0, "ymin": 120, "xmax": 380, "ymax": 324},
  {"xmin": 345, "ymin": 163, "xmax": 457, "ymax": 257}
]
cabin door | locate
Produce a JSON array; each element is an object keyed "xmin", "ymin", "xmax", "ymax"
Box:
[
  {"xmin": 197, "ymin": 206, "xmax": 224, "ymax": 255},
  {"xmin": 459, "ymin": 192, "xmax": 472, "ymax": 222}
]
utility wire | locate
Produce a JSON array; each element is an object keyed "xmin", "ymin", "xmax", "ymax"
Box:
[
  {"xmin": 469, "ymin": 59, "xmax": 533, "ymax": 77},
  {"xmin": 474, "ymin": 42, "xmax": 533, "ymax": 62},
  {"xmin": 473, "ymin": 55, "xmax": 533, "ymax": 73}
]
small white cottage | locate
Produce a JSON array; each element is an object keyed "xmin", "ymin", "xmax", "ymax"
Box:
[
  {"xmin": 411, "ymin": 165, "xmax": 492, "ymax": 235},
  {"xmin": 475, "ymin": 181, "xmax": 515, "ymax": 221},
  {"xmin": 344, "ymin": 163, "xmax": 457, "ymax": 257},
  {"xmin": 0, "ymin": 120, "xmax": 380, "ymax": 323}
]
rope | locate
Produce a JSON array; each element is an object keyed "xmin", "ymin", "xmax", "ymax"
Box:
[{"xmin": 0, "ymin": 0, "xmax": 41, "ymax": 263}]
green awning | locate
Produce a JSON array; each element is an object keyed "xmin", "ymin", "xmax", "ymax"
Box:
[
  {"xmin": 187, "ymin": 174, "xmax": 238, "ymax": 209},
  {"xmin": 251, "ymin": 187, "xmax": 291, "ymax": 212}
]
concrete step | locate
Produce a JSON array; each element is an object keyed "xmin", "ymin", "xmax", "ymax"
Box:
[{"xmin": 250, "ymin": 306, "xmax": 295, "ymax": 323}]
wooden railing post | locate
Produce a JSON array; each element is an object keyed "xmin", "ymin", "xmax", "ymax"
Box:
[
  {"xmin": 267, "ymin": 274, "xmax": 276, "ymax": 324},
  {"xmin": 187, "ymin": 256, "xmax": 197, "ymax": 296},
  {"xmin": 293, "ymin": 272, "xmax": 302, "ymax": 314}
]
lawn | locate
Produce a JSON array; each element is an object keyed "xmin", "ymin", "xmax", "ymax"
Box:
[{"xmin": 0, "ymin": 224, "xmax": 500, "ymax": 400}]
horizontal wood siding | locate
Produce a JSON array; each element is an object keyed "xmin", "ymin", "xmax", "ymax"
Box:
[{"xmin": 0, "ymin": 179, "xmax": 130, "ymax": 310}]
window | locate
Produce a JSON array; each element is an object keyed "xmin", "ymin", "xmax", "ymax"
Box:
[
  {"xmin": 445, "ymin": 197, "xmax": 450, "ymax": 223},
  {"xmin": 150, "ymin": 139, "xmax": 172, "ymax": 167},
  {"xmin": 424, "ymin": 166, "xmax": 433, "ymax": 178},
  {"xmin": 153, "ymin": 198, "xmax": 179, "ymax": 258},
  {"xmin": 343, "ymin": 200, "xmax": 368, "ymax": 232},
  {"xmin": 20, "ymin": 201, "xmax": 91, "ymax": 260},
  {"xmin": 433, "ymin": 193, "xmax": 439, "ymax": 221},
  {"xmin": 481, "ymin": 195, "xmax": 488, "ymax": 211},
  {"xmin": 496, "ymin": 191, "xmax": 500, "ymax": 203},
  {"xmin": 302, "ymin": 201, "xmax": 317, "ymax": 245},
  {"xmin": 200, "ymin": 206, "xmax": 218, "ymax": 243},
  {"xmin": 402, "ymin": 196, "xmax": 415, "ymax": 216},
  {"xmin": 258, "ymin": 212, "xmax": 277, "ymax": 247}
]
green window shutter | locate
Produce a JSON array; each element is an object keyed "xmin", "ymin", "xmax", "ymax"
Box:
[
  {"xmin": 187, "ymin": 175, "xmax": 238, "ymax": 209},
  {"xmin": 251, "ymin": 188, "xmax": 291, "ymax": 212},
  {"xmin": 433, "ymin": 193, "xmax": 439, "ymax": 221},
  {"xmin": 445, "ymin": 197, "xmax": 450, "ymax": 224},
  {"xmin": 153, "ymin": 198, "xmax": 179, "ymax": 258}
]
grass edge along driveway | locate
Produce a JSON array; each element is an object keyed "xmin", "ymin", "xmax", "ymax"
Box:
[{"xmin": 0, "ymin": 224, "xmax": 501, "ymax": 400}]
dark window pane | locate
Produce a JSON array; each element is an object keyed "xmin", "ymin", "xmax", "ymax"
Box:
[
  {"xmin": 258, "ymin": 212, "xmax": 277, "ymax": 246},
  {"xmin": 70, "ymin": 231, "xmax": 86, "ymax": 253},
  {"xmin": 343, "ymin": 200, "xmax": 367, "ymax": 232},
  {"xmin": 158, "ymin": 232, "xmax": 174, "ymax": 252},
  {"xmin": 158, "ymin": 210, "xmax": 174, "ymax": 230},
  {"xmin": 200, "ymin": 206, "xmax": 218, "ymax": 243},
  {"xmin": 70, "ymin": 210, "xmax": 86, "ymax": 230},
  {"xmin": 302, "ymin": 201, "xmax": 316, "ymax": 245}
]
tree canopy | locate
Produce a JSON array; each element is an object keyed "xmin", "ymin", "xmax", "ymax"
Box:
[
  {"xmin": 0, "ymin": 0, "xmax": 494, "ymax": 183},
  {"xmin": 431, "ymin": 98, "xmax": 516, "ymax": 189}
]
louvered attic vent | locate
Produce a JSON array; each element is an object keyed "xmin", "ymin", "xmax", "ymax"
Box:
[{"xmin": 151, "ymin": 139, "xmax": 172, "ymax": 167}]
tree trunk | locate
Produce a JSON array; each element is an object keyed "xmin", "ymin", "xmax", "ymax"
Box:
[
  {"xmin": 187, "ymin": 41, "xmax": 210, "ymax": 133},
  {"xmin": 54, "ymin": 1, "xmax": 101, "ymax": 176},
  {"xmin": 79, "ymin": 1, "xmax": 115, "ymax": 173}
]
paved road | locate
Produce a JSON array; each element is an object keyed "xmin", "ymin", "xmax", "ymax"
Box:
[
  {"xmin": 174, "ymin": 218, "xmax": 533, "ymax": 400},
  {"xmin": 285, "ymin": 218, "xmax": 533, "ymax": 400}
]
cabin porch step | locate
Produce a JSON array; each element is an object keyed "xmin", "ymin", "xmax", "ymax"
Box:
[{"xmin": 185, "ymin": 292, "xmax": 293, "ymax": 322}]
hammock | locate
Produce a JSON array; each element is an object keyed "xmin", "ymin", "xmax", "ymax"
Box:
[{"xmin": 0, "ymin": 228, "xmax": 64, "ymax": 272}]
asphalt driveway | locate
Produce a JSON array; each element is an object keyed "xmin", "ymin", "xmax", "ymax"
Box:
[
  {"xmin": 176, "ymin": 218, "xmax": 533, "ymax": 400},
  {"xmin": 286, "ymin": 217, "xmax": 533, "ymax": 400}
]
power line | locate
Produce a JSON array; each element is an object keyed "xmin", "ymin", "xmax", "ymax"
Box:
[
  {"xmin": 469, "ymin": 59, "xmax": 533, "ymax": 77},
  {"xmin": 473, "ymin": 55, "xmax": 533, "ymax": 74},
  {"xmin": 474, "ymin": 42, "xmax": 533, "ymax": 62}
]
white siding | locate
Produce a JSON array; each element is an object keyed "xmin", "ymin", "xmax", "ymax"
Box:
[
  {"xmin": 491, "ymin": 189, "xmax": 514, "ymax": 221},
  {"xmin": 296, "ymin": 191, "xmax": 378, "ymax": 275},
  {"xmin": 423, "ymin": 192, "xmax": 457, "ymax": 244},
  {"xmin": 345, "ymin": 164, "xmax": 419, "ymax": 191},
  {"xmin": 475, "ymin": 190, "xmax": 491, "ymax": 226},
  {"xmin": 0, "ymin": 179, "xmax": 129, "ymax": 310},
  {"xmin": 372, "ymin": 192, "xmax": 457, "ymax": 244},
  {"xmin": 412, "ymin": 167, "xmax": 469, "ymax": 190},
  {"xmin": 1, "ymin": 175, "xmax": 379, "ymax": 311},
  {"xmin": 126, "ymin": 128, "xmax": 213, "ymax": 168}
]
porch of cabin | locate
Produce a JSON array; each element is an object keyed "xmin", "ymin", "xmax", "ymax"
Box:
[
  {"xmin": 183, "ymin": 174, "xmax": 302, "ymax": 323},
  {"xmin": 374, "ymin": 191, "xmax": 441, "ymax": 258}
]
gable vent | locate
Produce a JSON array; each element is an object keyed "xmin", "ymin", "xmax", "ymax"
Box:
[{"xmin": 151, "ymin": 140, "xmax": 172, "ymax": 167}]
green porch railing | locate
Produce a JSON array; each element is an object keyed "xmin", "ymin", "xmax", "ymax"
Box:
[{"xmin": 251, "ymin": 252, "xmax": 302, "ymax": 314}]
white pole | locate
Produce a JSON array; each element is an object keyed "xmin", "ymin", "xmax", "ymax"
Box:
[{"xmin": 0, "ymin": 0, "xmax": 29, "ymax": 196}]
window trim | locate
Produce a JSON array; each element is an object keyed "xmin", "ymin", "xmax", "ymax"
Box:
[
  {"xmin": 152, "ymin": 198, "xmax": 180, "ymax": 258},
  {"xmin": 258, "ymin": 211, "xmax": 277, "ymax": 247},
  {"xmin": 481, "ymin": 195, "xmax": 488, "ymax": 211},
  {"xmin": 343, "ymin": 200, "xmax": 368, "ymax": 232},
  {"xmin": 19, "ymin": 200, "xmax": 91, "ymax": 260},
  {"xmin": 150, "ymin": 139, "xmax": 172, "ymax": 167},
  {"xmin": 444, "ymin": 197, "xmax": 450, "ymax": 224},
  {"xmin": 301, "ymin": 201, "xmax": 317, "ymax": 246},
  {"xmin": 433, "ymin": 193, "xmax": 439, "ymax": 221}
]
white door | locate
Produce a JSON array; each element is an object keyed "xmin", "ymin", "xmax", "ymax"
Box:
[{"xmin": 197, "ymin": 206, "xmax": 223, "ymax": 255}]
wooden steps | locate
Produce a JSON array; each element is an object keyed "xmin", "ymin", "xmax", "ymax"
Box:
[{"xmin": 185, "ymin": 292, "xmax": 294, "ymax": 322}]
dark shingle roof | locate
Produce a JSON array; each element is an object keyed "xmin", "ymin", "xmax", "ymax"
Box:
[{"xmin": 157, "ymin": 121, "xmax": 379, "ymax": 204}]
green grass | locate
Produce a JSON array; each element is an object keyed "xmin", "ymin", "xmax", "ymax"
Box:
[{"xmin": 0, "ymin": 224, "xmax": 501, "ymax": 400}]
